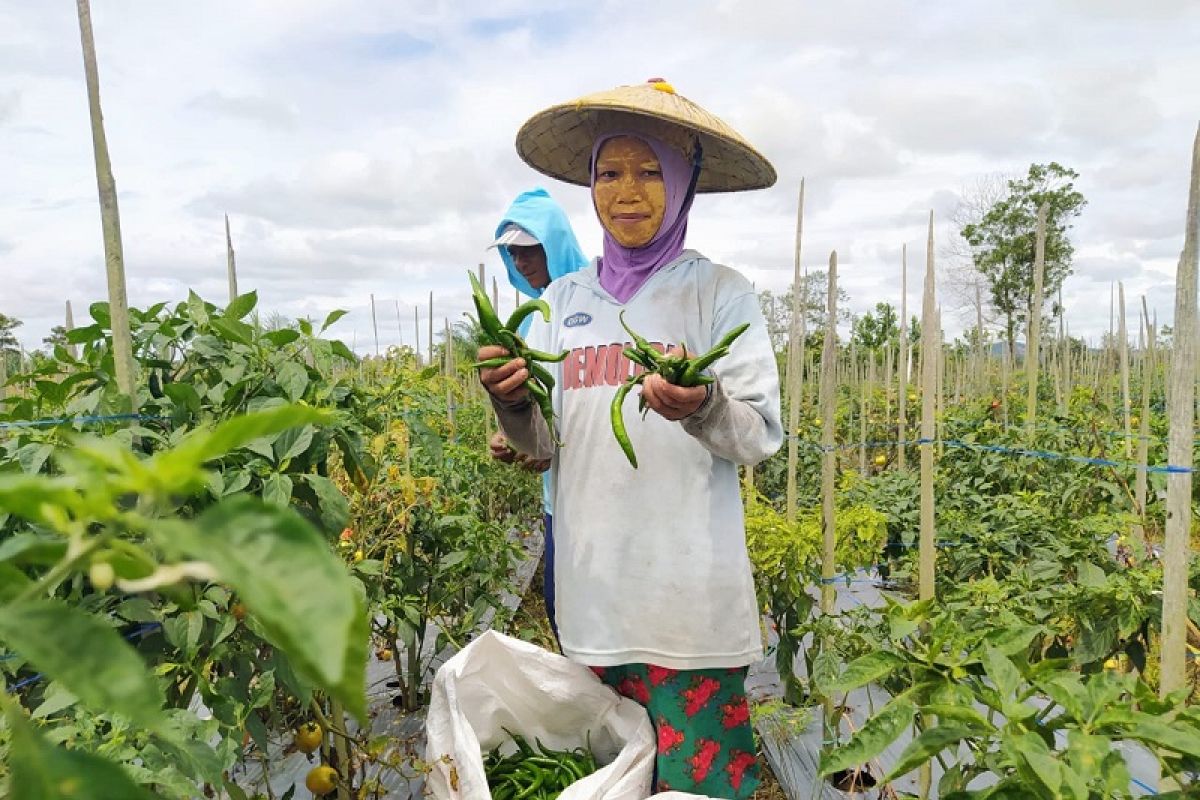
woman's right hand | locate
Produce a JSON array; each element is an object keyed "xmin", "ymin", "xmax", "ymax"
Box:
[{"xmin": 477, "ymin": 345, "xmax": 530, "ymax": 404}]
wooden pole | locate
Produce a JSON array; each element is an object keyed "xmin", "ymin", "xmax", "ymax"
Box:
[
  {"xmin": 414, "ymin": 305, "xmax": 421, "ymax": 365},
  {"xmin": 819, "ymin": 251, "xmax": 839, "ymax": 618},
  {"xmin": 370, "ymin": 293, "xmax": 380, "ymax": 357},
  {"xmin": 394, "ymin": 299, "xmax": 403, "ymax": 348},
  {"xmin": 428, "ymin": 292, "xmax": 434, "ymax": 365},
  {"xmin": 1160, "ymin": 124, "xmax": 1199, "ymax": 701},
  {"xmin": 1025, "ymin": 204, "xmax": 1048, "ymax": 437},
  {"xmin": 919, "ymin": 212, "xmax": 937, "ymax": 603},
  {"xmin": 1119, "ymin": 282, "xmax": 1131, "ymax": 457},
  {"xmin": 785, "ymin": 179, "xmax": 806, "ymax": 522},
  {"xmin": 225, "ymin": 213, "xmax": 238, "ymax": 303},
  {"xmin": 974, "ymin": 282, "xmax": 985, "ymax": 397},
  {"xmin": 65, "ymin": 300, "xmax": 78, "ymax": 360},
  {"xmin": 898, "ymin": 244, "xmax": 909, "ymax": 469},
  {"xmin": 1133, "ymin": 299, "xmax": 1151, "ymax": 547},
  {"xmin": 76, "ymin": 0, "xmax": 135, "ymax": 405}
]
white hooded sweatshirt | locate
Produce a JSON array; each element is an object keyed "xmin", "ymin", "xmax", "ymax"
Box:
[{"xmin": 494, "ymin": 251, "xmax": 782, "ymax": 669}]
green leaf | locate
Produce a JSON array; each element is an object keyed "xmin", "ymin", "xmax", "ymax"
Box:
[
  {"xmin": 5, "ymin": 701, "xmax": 156, "ymax": 800},
  {"xmin": 210, "ymin": 317, "xmax": 254, "ymax": 347},
  {"xmin": 1006, "ymin": 731, "xmax": 1061, "ymax": 799},
  {"xmin": 0, "ymin": 600, "xmax": 165, "ymax": 728},
  {"xmin": 166, "ymin": 497, "xmax": 367, "ymax": 721},
  {"xmin": 152, "ymin": 406, "xmax": 330, "ymax": 488},
  {"xmin": 883, "ymin": 724, "xmax": 973, "ymax": 782},
  {"xmin": 297, "ymin": 474, "xmax": 350, "ymax": 535},
  {"xmin": 0, "ymin": 564, "xmax": 33, "ymax": 603},
  {"xmin": 1125, "ymin": 712, "xmax": 1200, "ymax": 758},
  {"xmin": 263, "ymin": 473, "xmax": 293, "ymax": 508},
  {"xmin": 818, "ymin": 696, "xmax": 915, "ymax": 777},
  {"xmin": 32, "ymin": 681, "xmax": 79, "ymax": 719},
  {"xmin": 277, "ymin": 361, "xmax": 309, "ymax": 402},
  {"xmin": 89, "ymin": 301, "xmax": 111, "ymax": 327},
  {"xmin": 65, "ymin": 324, "xmax": 104, "ymax": 345},
  {"xmin": 920, "ymin": 704, "xmax": 994, "ymax": 731},
  {"xmin": 320, "ymin": 309, "xmax": 349, "ymax": 333},
  {"xmin": 0, "ymin": 533, "xmax": 69, "ymax": 567},
  {"xmin": 810, "ymin": 647, "xmax": 840, "ymax": 698},
  {"xmin": 0, "ymin": 475, "xmax": 82, "ymax": 525},
  {"xmin": 298, "ymin": 317, "xmax": 313, "ymax": 336},
  {"xmin": 162, "ymin": 382, "xmax": 202, "ymax": 416},
  {"xmin": 273, "ymin": 424, "xmax": 315, "ymax": 464},
  {"xmin": 187, "ymin": 290, "xmax": 210, "ymax": 326},
  {"xmin": 330, "ymin": 339, "xmax": 357, "ymax": 362},
  {"xmin": 825, "ymin": 651, "xmax": 905, "ymax": 694},
  {"xmin": 264, "ymin": 329, "xmax": 302, "ymax": 347},
  {"xmin": 981, "ymin": 646, "xmax": 1021, "ymax": 698},
  {"xmin": 224, "ymin": 290, "xmax": 258, "ymax": 321}
]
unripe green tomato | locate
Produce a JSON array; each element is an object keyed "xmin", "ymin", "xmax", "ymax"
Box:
[{"xmin": 89, "ymin": 562, "xmax": 115, "ymax": 592}]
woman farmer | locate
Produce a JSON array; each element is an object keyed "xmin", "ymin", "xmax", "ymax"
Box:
[
  {"xmin": 478, "ymin": 80, "xmax": 781, "ymax": 799},
  {"xmin": 486, "ymin": 187, "xmax": 589, "ymax": 643}
]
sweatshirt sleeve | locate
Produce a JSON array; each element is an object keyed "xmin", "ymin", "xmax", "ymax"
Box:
[
  {"xmin": 680, "ymin": 287, "xmax": 783, "ymax": 465},
  {"xmin": 491, "ymin": 395, "xmax": 556, "ymax": 462}
]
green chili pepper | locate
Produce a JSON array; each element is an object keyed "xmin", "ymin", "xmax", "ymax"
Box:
[
  {"xmin": 524, "ymin": 347, "xmax": 569, "ymax": 363},
  {"xmin": 470, "ymin": 272, "xmax": 505, "ymax": 339},
  {"xmin": 471, "ymin": 356, "xmax": 512, "ymax": 369},
  {"xmin": 506, "ymin": 298, "xmax": 552, "ymax": 332},
  {"xmin": 528, "ymin": 362, "xmax": 556, "ymax": 391},
  {"xmin": 611, "ymin": 374, "xmax": 646, "ymax": 468},
  {"xmin": 714, "ymin": 321, "xmax": 751, "ymax": 351}
]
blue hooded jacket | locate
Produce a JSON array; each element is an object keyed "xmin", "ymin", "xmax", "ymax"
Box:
[
  {"xmin": 494, "ymin": 188, "xmax": 589, "ymax": 333},
  {"xmin": 493, "ymin": 188, "xmax": 588, "ymax": 517}
]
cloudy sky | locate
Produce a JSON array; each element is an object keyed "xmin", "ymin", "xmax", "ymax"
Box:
[{"xmin": 2, "ymin": 0, "xmax": 1198, "ymax": 354}]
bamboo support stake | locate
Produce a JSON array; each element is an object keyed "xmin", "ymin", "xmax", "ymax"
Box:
[
  {"xmin": 859, "ymin": 364, "xmax": 868, "ymax": 472},
  {"xmin": 785, "ymin": 179, "xmax": 806, "ymax": 522},
  {"xmin": 898, "ymin": 244, "xmax": 909, "ymax": 469},
  {"xmin": 1024, "ymin": 204, "xmax": 1048, "ymax": 437},
  {"xmin": 931, "ymin": 309, "xmax": 940, "ymax": 460},
  {"xmin": 394, "ymin": 299, "xmax": 403, "ymax": 348},
  {"xmin": 65, "ymin": 300, "xmax": 78, "ymax": 360},
  {"xmin": 974, "ymin": 282, "xmax": 985, "ymax": 396},
  {"xmin": 225, "ymin": 213, "xmax": 238, "ymax": 303},
  {"xmin": 413, "ymin": 306, "xmax": 421, "ymax": 365},
  {"xmin": 1133, "ymin": 300, "xmax": 1151, "ymax": 547},
  {"xmin": 919, "ymin": 212, "xmax": 937, "ymax": 603},
  {"xmin": 1119, "ymin": 282, "xmax": 1132, "ymax": 457},
  {"xmin": 1160, "ymin": 124, "xmax": 1199, "ymax": 701},
  {"xmin": 370, "ymin": 294, "xmax": 380, "ymax": 357},
  {"xmin": 819, "ymin": 251, "xmax": 839, "ymax": 617},
  {"xmin": 428, "ymin": 292, "xmax": 434, "ymax": 365},
  {"xmin": 76, "ymin": 0, "xmax": 135, "ymax": 405}
]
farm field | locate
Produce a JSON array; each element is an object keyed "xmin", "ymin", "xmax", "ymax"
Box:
[{"xmin": 3, "ymin": 3, "xmax": 1200, "ymax": 800}]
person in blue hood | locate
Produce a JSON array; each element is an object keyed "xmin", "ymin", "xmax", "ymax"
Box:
[{"xmin": 487, "ymin": 187, "xmax": 588, "ymax": 643}]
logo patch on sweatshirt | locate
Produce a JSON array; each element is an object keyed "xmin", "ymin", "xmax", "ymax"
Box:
[{"xmin": 563, "ymin": 312, "xmax": 592, "ymax": 328}]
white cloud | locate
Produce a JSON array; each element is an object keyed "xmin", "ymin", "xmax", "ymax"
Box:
[
  {"xmin": 2, "ymin": 0, "xmax": 1199, "ymax": 350},
  {"xmin": 187, "ymin": 92, "xmax": 299, "ymax": 130}
]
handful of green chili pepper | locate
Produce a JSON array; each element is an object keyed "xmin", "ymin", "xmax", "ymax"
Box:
[
  {"xmin": 484, "ymin": 730, "xmax": 598, "ymax": 800},
  {"xmin": 468, "ymin": 271, "xmax": 568, "ymax": 445},
  {"xmin": 610, "ymin": 311, "xmax": 750, "ymax": 468}
]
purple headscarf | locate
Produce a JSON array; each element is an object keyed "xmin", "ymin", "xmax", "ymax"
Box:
[{"xmin": 592, "ymin": 133, "xmax": 699, "ymax": 304}]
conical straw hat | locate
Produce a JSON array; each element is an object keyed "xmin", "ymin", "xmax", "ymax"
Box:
[{"xmin": 516, "ymin": 80, "xmax": 777, "ymax": 193}]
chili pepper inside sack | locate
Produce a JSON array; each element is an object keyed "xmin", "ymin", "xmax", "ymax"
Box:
[
  {"xmin": 425, "ymin": 631, "xmax": 655, "ymax": 800},
  {"xmin": 495, "ymin": 253, "xmax": 783, "ymax": 669}
]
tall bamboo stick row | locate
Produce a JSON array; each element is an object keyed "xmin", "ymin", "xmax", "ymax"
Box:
[{"xmin": 1159, "ymin": 124, "xmax": 1199, "ymax": 701}]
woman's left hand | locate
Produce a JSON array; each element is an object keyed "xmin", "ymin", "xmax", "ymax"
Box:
[{"xmin": 641, "ymin": 373, "xmax": 707, "ymax": 421}]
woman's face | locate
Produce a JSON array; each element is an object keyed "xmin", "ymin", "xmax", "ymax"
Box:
[{"xmin": 592, "ymin": 136, "xmax": 666, "ymax": 249}]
